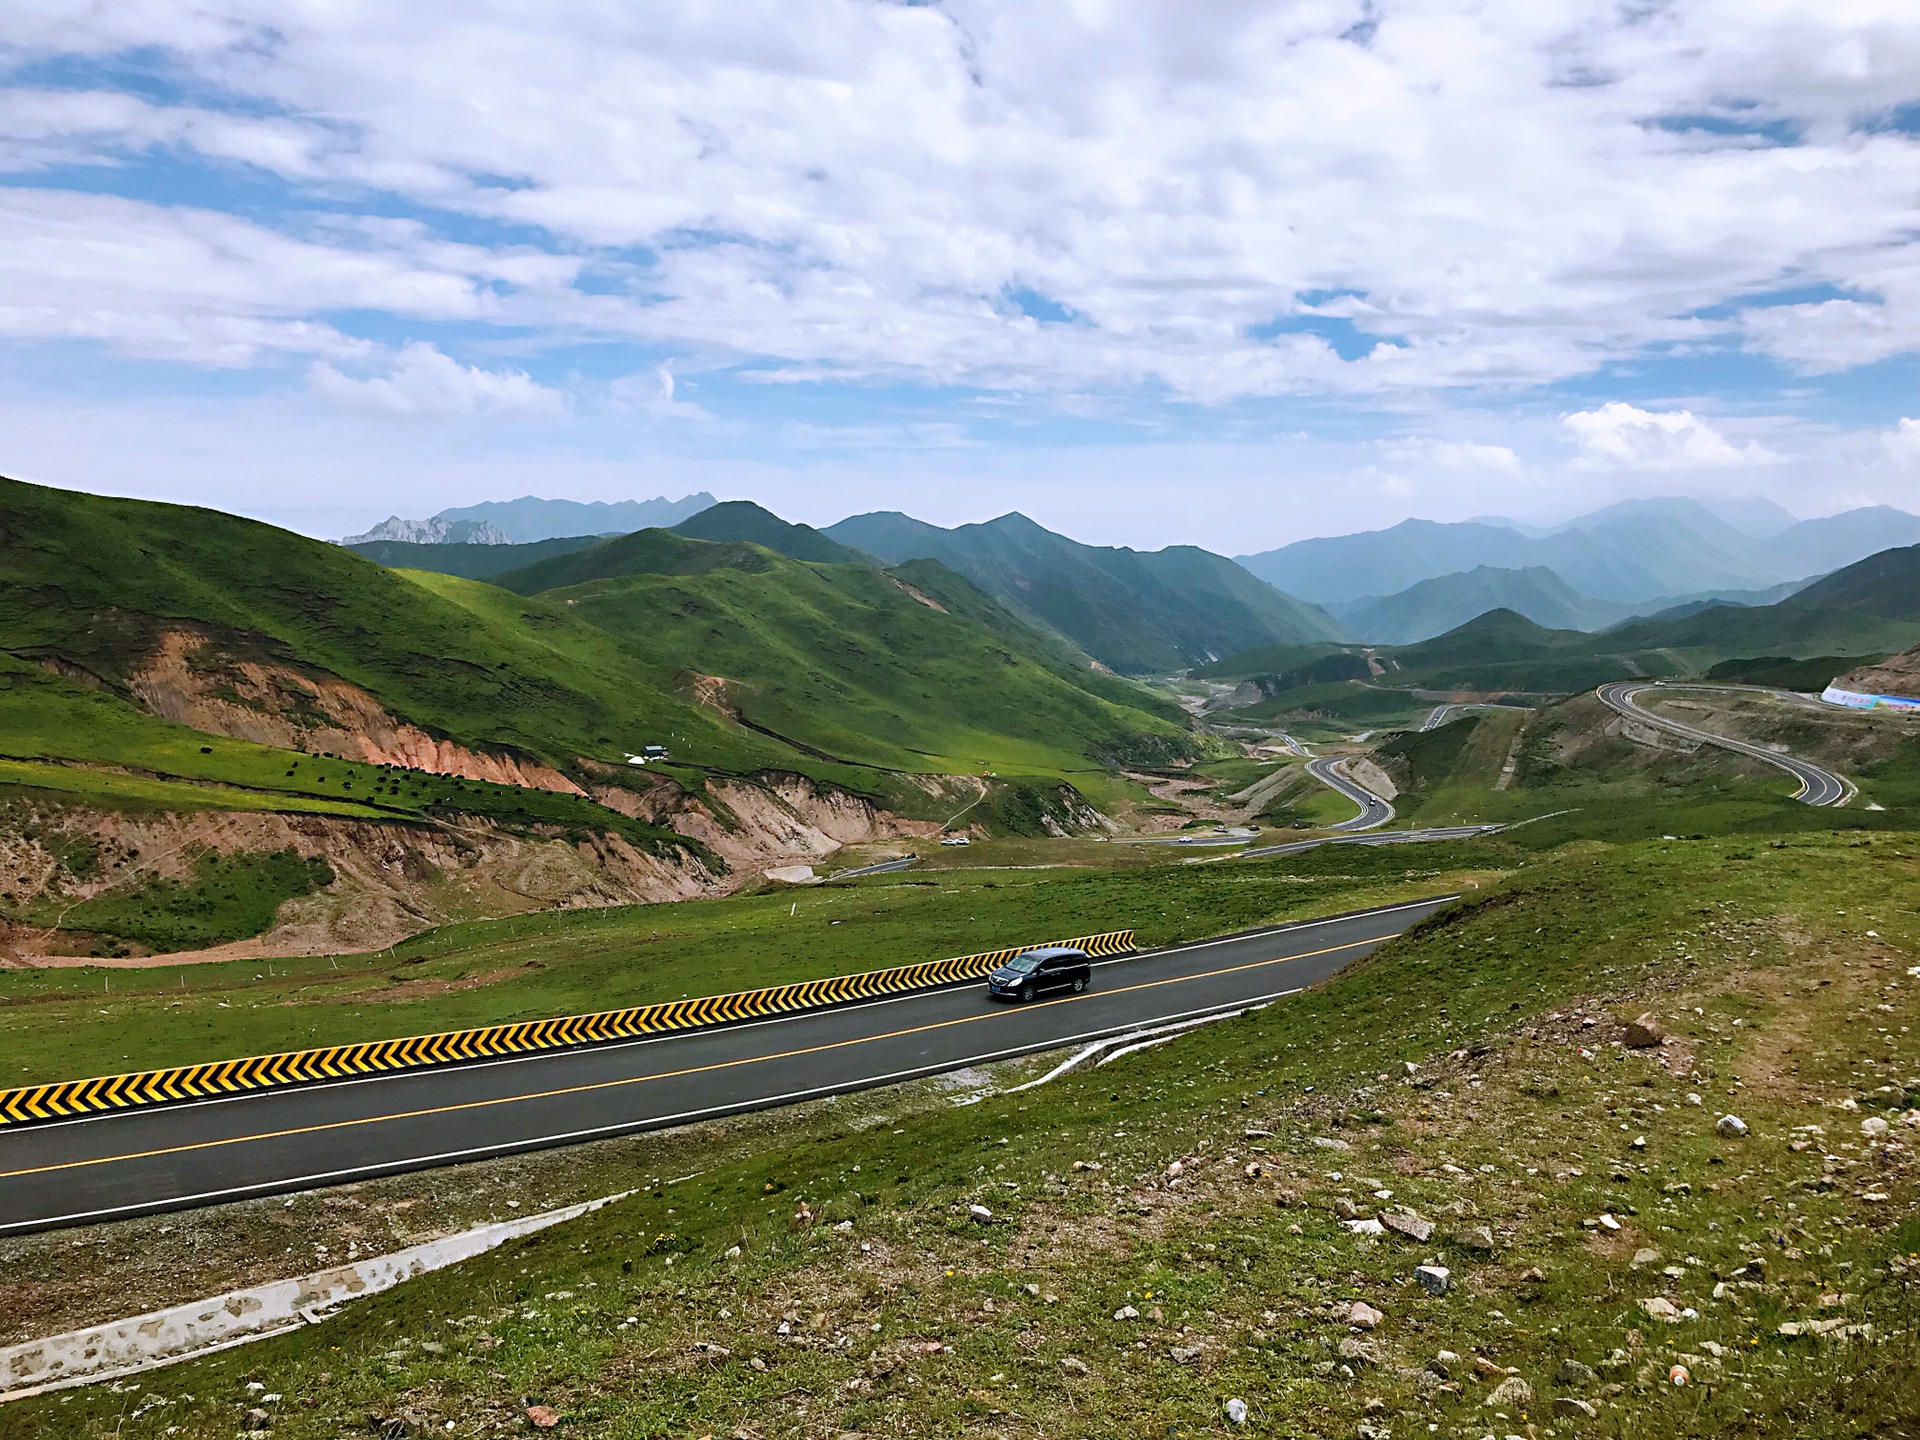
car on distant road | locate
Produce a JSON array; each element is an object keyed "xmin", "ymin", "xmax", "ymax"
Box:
[
  {"xmin": 940, "ymin": 833, "xmax": 971, "ymax": 846},
  {"xmin": 986, "ymin": 945, "xmax": 1091, "ymax": 1002}
]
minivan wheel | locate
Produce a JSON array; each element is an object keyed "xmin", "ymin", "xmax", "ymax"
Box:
[
  {"xmin": 1020, "ymin": 983, "xmax": 1035, "ymax": 1003},
  {"xmin": 1072, "ymin": 976, "xmax": 1086, "ymax": 993}
]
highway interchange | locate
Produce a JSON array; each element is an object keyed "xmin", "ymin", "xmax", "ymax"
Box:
[{"xmin": 0, "ymin": 896, "xmax": 1453, "ymax": 1235}]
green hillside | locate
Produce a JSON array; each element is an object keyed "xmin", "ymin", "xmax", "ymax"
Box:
[
  {"xmin": 1776, "ymin": 541, "xmax": 1920, "ymax": 619},
  {"xmin": 673, "ymin": 499, "xmax": 871, "ymax": 564},
  {"xmin": 0, "ymin": 475, "xmax": 751, "ymax": 769},
  {"xmin": 1189, "ymin": 641, "xmax": 1356, "ymax": 681},
  {"xmin": 344, "ymin": 533, "xmax": 602, "ymax": 579},
  {"xmin": 493, "ymin": 528, "xmax": 775, "ymax": 592},
  {"xmin": 0, "ymin": 478, "xmax": 1189, "ymax": 811},
  {"xmin": 826, "ymin": 510, "xmax": 1346, "ymax": 673},
  {"xmin": 508, "ymin": 541, "xmax": 1192, "ymax": 778}
]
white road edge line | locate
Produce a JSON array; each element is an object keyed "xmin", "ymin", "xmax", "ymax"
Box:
[
  {"xmin": 0, "ymin": 975, "xmax": 1369, "ymax": 1235},
  {"xmin": 7, "ymin": 897, "xmax": 1455, "ymax": 1138},
  {"xmin": 998, "ymin": 1005, "xmax": 1271, "ymax": 1096}
]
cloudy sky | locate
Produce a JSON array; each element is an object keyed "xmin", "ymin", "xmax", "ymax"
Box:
[{"xmin": 2, "ymin": 0, "xmax": 1918, "ymax": 550}]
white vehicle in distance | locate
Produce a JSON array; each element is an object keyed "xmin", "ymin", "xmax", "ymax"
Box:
[{"xmin": 939, "ymin": 833, "xmax": 972, "ymax": 846}]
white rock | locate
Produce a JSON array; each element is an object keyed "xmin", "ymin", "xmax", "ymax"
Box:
[
  {"xmin": 1862, "ymin": 1116, "xmax": 1891, "ymax": 1139},
  {"xmin": 1344, "ymin": 1218, "xmax": 1386, "ymax": 1236},
  {"xmin": 1414, "ymin": 1265, "xmax": 1451, "ymax": 1296},
  {"xmin": 1113, "ymin": 1305, "xmax": 1140, "ymax": 1321},
  {"xmin": 1226, "ymin": 1398, "xmax": 1249, "ymax": 1425},
  {"xmin": 1687, "ymin": 1093, "xmax": 1703, "ymax": 1106},
  {"xmin": 1716, "ymin": 1114, "xmax": 1749, "ymax": 1138},
  {"xmin": 969, "ymin": 1204, "xmax": 993, "ymax": 1223},
  {"xmin": 1598, "ymin": 1213, "xmax": 1622, "ymax": 1232}
]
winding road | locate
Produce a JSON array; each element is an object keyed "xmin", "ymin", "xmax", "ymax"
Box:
[
  {"xmin": 0, "ymin": 896, "xmax": 1455, "ymax": 1235},
  {"xmin": 1420, "ymin": 702, "xmax": 1530, "ymax": 732},
  {"xmin": 1595, "ymin": 681, "xmax": 1854, "ymax": 806},
  {"xmin": 1306, "ymin": 755, "xmax": 1396, "ymax": 831}
]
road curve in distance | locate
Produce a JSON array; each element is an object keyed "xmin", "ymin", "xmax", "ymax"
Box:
[
  {"xmin": 1232, "ymin": 823, "xmax": 1502, "ymax": 862},
  {"xmin": 0, "ymin": 896, "xmax": 1456, "ymax": 1235},
  {"xmin": 1305, "ymin": 754, "xmax": 1396, "ymax": 831},
  {"xmin": 1595, "ymin": 681, "xmax": 1853, "ymax": 806}
]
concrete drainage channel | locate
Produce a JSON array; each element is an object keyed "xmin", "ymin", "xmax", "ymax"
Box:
[{"xmin": 0, "ymin": 1192, "xmax": 631, "ymax": 1402}]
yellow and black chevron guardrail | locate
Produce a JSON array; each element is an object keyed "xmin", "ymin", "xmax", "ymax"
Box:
[{"xmin": 0, "ymin": 929, "xmax": 1134, "ymax": 1128}]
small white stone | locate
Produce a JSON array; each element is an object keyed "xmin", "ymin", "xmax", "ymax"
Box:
[{"xmin": 1414, "ymin": 1265, "xmax": 1451, "ymax": 1296}]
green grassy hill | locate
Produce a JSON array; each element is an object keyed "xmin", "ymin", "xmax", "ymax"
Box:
[
  {"xmin": 0, "ymin": 477, "xmax": 1188, "ymax": 806},
  {"xmin": 1775, "ymin": 540, "xmax": 1920, "ymax": 619},
  {"xmin": 673, "ymin": 499, "xmax": 871, "ymax": 564},
  {"xmin": 826, "ymin": 509, "xmax": 1346, "ymax": 673},
  {"xmin": 492, "ymin": 528, "xmax": 776, "ymax": 592},
  {"xmin": 343, "ymin": 533, "xmax": 603, "ymax": 579},
  {"xmin": 498, "ymin": 536, "xmax": 1193, "ymax": 779}
]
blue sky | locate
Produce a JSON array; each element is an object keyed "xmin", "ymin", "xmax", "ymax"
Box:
[{"xmin": 1, "ymin": 1, "xmax": 1918, "ymax": 550}]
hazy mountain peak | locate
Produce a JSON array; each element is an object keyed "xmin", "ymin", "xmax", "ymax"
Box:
[
  {"xmin": 343, "ymin": 515, "xmax": 509, "ymax": 545},
  {"xmin": 424, "ymin": 492, "xmax": 717, "ymax": 544}
]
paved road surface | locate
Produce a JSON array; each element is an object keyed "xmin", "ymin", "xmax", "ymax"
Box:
[
  {"xmin": 1306, "ymin": 755, "xmax": 1396, "ymax": 831},
  {"xmin": 1595, "ymin": 682, "xmax": 1853, "ymax": 806},
  {"xmin": 833, "ymin": 856, "xmax": 917, "ymax": 879},
  {"xmin": 0, "ymin": 896, "xmax": 1456, "ymax": 1235},
  {"xmin": 1231, "ymin": 824, "xmax": 1503, "ymax": 861}
]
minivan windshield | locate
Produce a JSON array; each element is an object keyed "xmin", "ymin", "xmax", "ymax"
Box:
[{"xmin": 1003, "ymin": 955, "xmax": 1042, "ymax": 974}]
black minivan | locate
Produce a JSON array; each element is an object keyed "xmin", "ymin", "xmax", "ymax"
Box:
[{"xmin": 986, "ymin": 945, "xmax": 1092, "ymax": 1002}]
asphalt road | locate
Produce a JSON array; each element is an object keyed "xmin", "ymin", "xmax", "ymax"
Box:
[
  {"xmin": 833, "ymin": 856, "xmax": 917, "ymax": 879},
  {"xmin": 1595, "ymin": 681, "xmax": 1853, "ymax": 806},
  {"xmin": 1306, "ymin": 755, "xmax": 1397, "ymax": 831},
  {"xmin": 1231, "ymin": 824, "xmax": 1503, "ymax": 861},
  {"xmin": 0, "ymin": 896, "xmax": 1456, "ymax": 1235}
]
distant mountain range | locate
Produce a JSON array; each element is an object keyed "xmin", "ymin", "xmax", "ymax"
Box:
[
  {"xmin": 339, "ymin": 489, "xmax": 1920, "ymax": 673},
  {"xmin": 1203, "ymin": 542, "xmax": 1920, "ymax": 702},
  {"xmin": 825, "ymin": 509, "xmax": 1343, "ymax": 673},
  {"xmin": 1329, "ymin": 564, "xmax": 1808, "ymax": 645},
  {"xmin": 345, "ymin": 492, "xmax": 718, "ymax": 546},
  {"xmin": 1238, "ymin": 497, "xmax": 1920, "ymax": 606}
]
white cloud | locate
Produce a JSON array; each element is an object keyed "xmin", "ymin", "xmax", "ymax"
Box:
[
  {"xmin": 1884, "ymin": 418, "xmax": 1920, "ymax": 466},
  {"xmin": 608, "ymin": 364, "xmax": 713, "ymax": 423},
  {"xmin": 1562, "ymin": 402, "xmax": 1780, "ymax": 471},
  {"xmin": 1380, "ymin": 438, "xmax": 1522, "ymax": 474},
  {"xmin": 308, "ymin": 343, "xmax": 563, "ymax": 419},
  {"xmin": 0, "ymin": 189, "xmax": 583, "ymax": 364},
  {"xmin": 0, "ymin": 2, "xmax": 1917, "ymax": 398},
  {"xmin": 1741, "ymin": 298, "xmax": 1915, "ymax": 373}
]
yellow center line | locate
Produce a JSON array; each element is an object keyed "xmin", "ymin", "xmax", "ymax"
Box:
[{"xmin": 0, "ymin": 935, "xmax": 1381, "ymax": 1181}]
